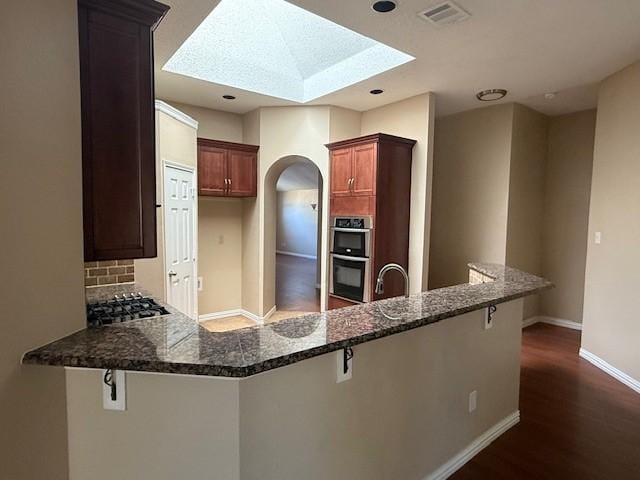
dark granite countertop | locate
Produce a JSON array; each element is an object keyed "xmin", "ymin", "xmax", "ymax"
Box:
[{"xmin": 22, "ymin": 264, "xmax": 552, "ymax": 378}]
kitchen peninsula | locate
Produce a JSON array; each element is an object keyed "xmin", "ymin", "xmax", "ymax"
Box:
[{"xmin": 24, "ymin": 264, "xmax": 551, "ymax": 480}]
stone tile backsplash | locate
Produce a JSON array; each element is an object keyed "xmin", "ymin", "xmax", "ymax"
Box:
[{"xmin": 85, "ymin": 260, "xmax": 135, "ymax": 287}]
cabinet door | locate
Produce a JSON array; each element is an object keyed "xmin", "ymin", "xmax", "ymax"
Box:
[
  {"xmin": 352, "ymin": 143, "xmax": 377, "ymax": 196},
  {"xmin": 79, "ymin": 1, "xmax": 168, "ymax": 261},
  {"xmin": 228, "ymin": 150, "xmax": 257, "ymax": 197},
  {"xmin": 198, "ymin": 146, "xmax": 227, "ymax": 196},
  {"xmin": 330, "ymin": 147, "xmax": 353, "ymax": 197}
]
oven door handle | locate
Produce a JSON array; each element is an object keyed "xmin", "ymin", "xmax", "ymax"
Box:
[
  {"xmin": 332, "ymin": 254, "xmax": 369, "ymax": 262},
  {"xmin": 332, "ymin": 227, "xmax": 370, "ymax": 233}
]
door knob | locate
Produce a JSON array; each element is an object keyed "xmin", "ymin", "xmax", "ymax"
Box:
[{"xmin": 168, "ymin": 270, "xmax": 177, "ymax": 277}]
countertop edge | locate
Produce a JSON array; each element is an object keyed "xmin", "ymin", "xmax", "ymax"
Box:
[{"xmin": 22, "ymin": 267, "xmax": 552, "ymax": 378}]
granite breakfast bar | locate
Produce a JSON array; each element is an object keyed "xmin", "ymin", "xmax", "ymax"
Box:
[{"xmin": 24, "ymin": 264, "xmax": 551, "ymax": 480}]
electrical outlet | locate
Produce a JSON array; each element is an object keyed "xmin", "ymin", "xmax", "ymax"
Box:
[
  {"xmin": 336, "ymin": 349, "xmax": 353, "ymax": 383},
  {"xmin": 468, "ymin": 390, "xmax": 477, "ymax": 413},
  {"xmin": 197, "ymin": 277, "xmax": 203, "ymax": 292},
  {"xmin": 103, "ymin": 369, "xmax": 126, "ymax": 411},
  {"xmin": 595, "ymin": 231, "xmax": 602, "ymax": 244},
  {"xmin": 484, "ymin": 306, "xmax": 495, "ymax": 330}
]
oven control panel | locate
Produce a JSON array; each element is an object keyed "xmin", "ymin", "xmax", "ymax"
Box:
[{"xmin": 334, "ymin": 217, "xmax": 372, "ymax": 229}]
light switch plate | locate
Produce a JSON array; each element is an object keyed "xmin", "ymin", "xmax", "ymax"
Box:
[{"xmin": 595, "ymin": 231, "xmax": 602, "ymax": 244}]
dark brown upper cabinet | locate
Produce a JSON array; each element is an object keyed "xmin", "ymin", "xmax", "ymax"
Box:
[
  {"xmin": 79, "ymin": 0, "xmax": 169, "ymax": 261},
  {"xmin": 197, "ymin": 139, "xmax": 259, "ymax": 198}
]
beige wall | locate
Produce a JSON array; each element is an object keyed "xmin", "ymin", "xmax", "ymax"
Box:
[
  {"xmin": 429, "ymin": 104, "xmax": 514, "ymax": 289},
  {"xmin": 66, "ymin": 369, "xmax": 240, "ymax": 480},
  {"xmin": 199, "ymin": 198, "xmax": 244, "ymax": 313},
  {"xmin": 64, "ymin": 299, "xmax": 523, "ymax": 480},
  {"xmin": 166, "ymin": 100, "xmax": 243, "ymax": 142},
  {"xmin": 361, "ymin": 93, "xmax": 436, "ymax": 293},
  {"xmin": 541, "ymin": 110, "xmax": 596, "ymax": 323},
  {"xmin": 276, "ymin": 189, "xmax": 320, "ymax": 257},
  {"xmin": 582, "ymin": 62, "xmax": 640, "ymax": 381},
  {"xmin": 506, "ymin": 105, "xmax": 548, "ymax": 318},
  {"xmin": 329, "ymin": 106, "xmax": 362, "ymax": 142},
  {"xmin": 0, "ymin": 1, "xmax": 85, "ymax": 478}
]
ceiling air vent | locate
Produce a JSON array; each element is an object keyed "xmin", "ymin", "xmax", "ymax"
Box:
[{"xmin": 418, "ymin": 1, "xmax": 470, "ymax": 27}]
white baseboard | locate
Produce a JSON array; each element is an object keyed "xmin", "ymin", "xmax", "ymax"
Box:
[
  {"xmin": 579, "ymin": 348, "xmax": 640, "ymax": 394},
  {"xmin": 262, "ymin": 305, "xmax": 276, "ymax": 322},
  {"xmin": 198, "ymin": 309, "xmax": 244, "ymax": 322},
  {"xmin": 522, "ymin": 316, "xmax": 582, "ymax": 331},
  {"xmin": 276, "ymin": 250, "xmax": 317, "ymax": 260},
  {"xmin": 424, "ymin": 411, "xmax": 520, "ymax": 480},
  {"xmin": 199, "ymin": 308, "xmax": 270, "ymax": 325}
]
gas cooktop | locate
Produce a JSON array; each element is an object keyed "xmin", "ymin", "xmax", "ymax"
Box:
[{"xmin": 86, "ymin": 293, "xmax": 170, "ymax": 327}]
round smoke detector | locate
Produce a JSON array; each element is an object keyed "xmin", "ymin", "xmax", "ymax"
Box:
[{"xmin": 476, "ymin": 89, "xmax": 507, "ymax": 102}]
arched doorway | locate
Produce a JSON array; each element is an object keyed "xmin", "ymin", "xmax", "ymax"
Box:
[{"xmin": 263, "ymin": 156, "xmax": 323, "ymax": 320}]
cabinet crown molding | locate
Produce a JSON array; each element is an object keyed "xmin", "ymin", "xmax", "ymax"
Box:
[
  {"xmin": 78, "ymin": 0, "xmax": 169, "ymax": 29},
  {"xmin": 197, "ymin": 138, "xmax": 260, "ymax": 153},
  {"xmin": 325, "ymin": 132, "xmax": 417, "ymax": 150}
]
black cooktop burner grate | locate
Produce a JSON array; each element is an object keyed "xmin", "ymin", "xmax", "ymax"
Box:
[{"xmin": 87, "ymin": 293, "xmax": 170, "ymax": 327}]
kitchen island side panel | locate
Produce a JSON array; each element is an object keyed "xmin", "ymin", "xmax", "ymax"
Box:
[{"xmin": 63, "ymin": 298, "xmax": 523, "ymax": 480}]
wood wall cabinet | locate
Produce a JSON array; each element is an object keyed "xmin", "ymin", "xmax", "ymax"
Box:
[
  {"xmin": 197, "ymin": 139, "xmax": 259, "ymax": 197},
  {"xmin": 326, "ymin": 133, "xmax": 416, "ymax": 307},
  {"xmin": 79, "ymin": 0, "xmax": 169, "ymax": 261}
]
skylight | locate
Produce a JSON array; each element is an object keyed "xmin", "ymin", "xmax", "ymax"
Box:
[{"xmin": 163, "ymin": 0, "xmax": 415, "ymax": 103}]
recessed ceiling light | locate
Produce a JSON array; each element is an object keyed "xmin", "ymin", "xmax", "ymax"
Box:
[
  {"xmin": 476, "ymin": 89, "xmax": 507, "ymax": 102},
  {"xmin": 370, "ymin": 89, "xmax": 384, "ymax": 95},
  {"xmin": 372, "ymin": 1, "xmax": 397, "ymax": 13},
  {"xmin": 222, "ymin": 94, "xmax": 236, "ymax": 100},
  {"xmin": 544, "ymin": 92, "xmax": 557, "ymax": 100}
]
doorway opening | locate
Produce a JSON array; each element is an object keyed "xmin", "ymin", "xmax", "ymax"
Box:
[{"xmin": 272, "ymin": 159, "xmax": 322, "ymax": 320}]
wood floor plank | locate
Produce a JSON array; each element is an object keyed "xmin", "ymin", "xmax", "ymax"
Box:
[
  {"xmin": 453, "ymin": 323, "xmax": 640, "ymax": 480},
  {"xmin": 276, "ymin": 253, "xmax": 320, "ymax": 312}
]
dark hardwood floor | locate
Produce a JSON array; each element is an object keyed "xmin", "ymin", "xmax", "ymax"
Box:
[
  {"xmin": 454, "ymin": 323, "xmax": 640, "ymax": 479},
  {"xmin": 275, "ymin": 253, "xmax": 320, "ymax": 312}
]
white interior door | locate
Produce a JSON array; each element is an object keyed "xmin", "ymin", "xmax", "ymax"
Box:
[{"xmin": 164, "ymin": 164, "xmax": 196, "ymax": 318}]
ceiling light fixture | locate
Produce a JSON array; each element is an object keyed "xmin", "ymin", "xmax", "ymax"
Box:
[
  {"xmin": 222, "ymin": 94, "xmax": 236, "ymax": 100},
  {"xmin": 476, "ymin": 89, "xmax": 507, "ymax": 102},
  {"xmin": 544, "ymin": 92, "xmax": 557, "ymax": 100},
  {"xmin": 372, "ymin": 1, "xmax": 397, "ymax": 13},
  {"xmin": 370, "ymin": 89, "xmax": 384, "ymax": 95}
]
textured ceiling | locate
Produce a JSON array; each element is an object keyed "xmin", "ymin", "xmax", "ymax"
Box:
[
  {"xmin": 162, "ymin": 0, "xmax": 413, "ymax": 102},
  {"xmin": 155, "ymin": 0, "xmax": 640, "ymax": 116}
]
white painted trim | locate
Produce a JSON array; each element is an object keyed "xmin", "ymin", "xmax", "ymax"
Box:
[
  {"xmin": 276, "ymin": 250, "xmax": 317, "ymax": 260},
  {"xmin": 155, "ymin": 100, "xmax": 199, "ymax": 129},
  {"xmin": 199, "ymin": 309, "xmax": 245, "ymax": 322},
  {"xmin": 262, "ymin": 305, "xmax": 277, "ymax": 321},
  {"xmin": 424, "ymin": 411, "xmax": 520, "ymax": 480},
  {"xmin": 522, "ymin": 316, "xmax": 540, "ymax": 329},
  {"xmin": 522, "ymin": 316, "xmax": 582, "ymax": 331},
  {"xmin": 198, "ymin": 306, "xmax": 276, "ymax": 325},
  {"xmin": 579, "ymin": 348, "xmax": 640, "ymax": 394}
]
